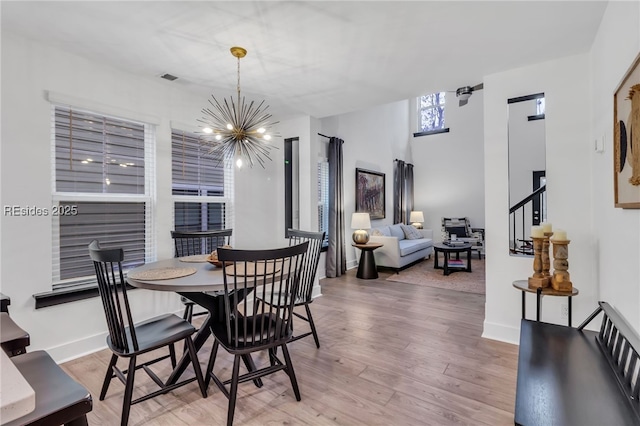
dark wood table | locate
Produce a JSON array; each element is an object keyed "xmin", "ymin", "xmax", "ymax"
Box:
[
  {"xmin": 352, "ymin": 242, "xmax": 383, "ymax": 279},
  {"xmin": 433, "ymin": 242, "xmax": 472, "ymax": 275},
  {"xmin": 512, "ymin": 280, "xmax": 579, "ymax": 326},
  {"xmin": 127, "ymin": 258, "xmax": 262, "ymax": 387}
]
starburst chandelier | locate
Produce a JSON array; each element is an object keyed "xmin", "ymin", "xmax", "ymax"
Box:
[{"xmin": 198, "ymin": 46, "xmax": 279, "ymax": 168}]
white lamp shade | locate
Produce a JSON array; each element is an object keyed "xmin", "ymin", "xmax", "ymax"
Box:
[
  {"xmin": 351, "ymin": 212, "xmax": 371, "ymax": 229},
  {"xmin": 409, "ymin": 211, "xmax": 424, "ymax": 223}
]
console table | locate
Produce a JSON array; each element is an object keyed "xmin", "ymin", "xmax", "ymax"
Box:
[
  {"xmin": 352, "ymin": 242, "xmax": 383, "ymax": 279},
  {"xmin": 512, "ymin": 280, "xmax": 579, "ymax": 326}
]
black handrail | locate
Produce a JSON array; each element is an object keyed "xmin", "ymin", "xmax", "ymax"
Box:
[{"xmin": 510, "ymin": 185, "xmax": 546, "ymax": 213}]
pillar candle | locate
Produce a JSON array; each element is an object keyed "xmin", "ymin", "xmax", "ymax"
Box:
[
  {"xmin": 531, "ymin": 226, "xmax": 544, "ymax": 238},
  {"xmin": 553, "ymin": 229, "xmax": 567, "ymax": 240},
  {"xmin": 541, "ymin": 222, "xmax": 552, "ymax": 233}
]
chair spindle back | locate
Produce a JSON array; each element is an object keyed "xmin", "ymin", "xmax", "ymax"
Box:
[
  {"xmin": 217, "ymin": 242, "xmax": 308, "ymax": 349},
  {"xmin": 171, "ymin": 229, "xmax": 232, "ymax": 257},
  {"xmin": 89, "ymin": 240, "xmax": 138, "ymax": 353},
  {"xmin": 286, "ymin": 229, "xmax": 325, "ymax": 303}
]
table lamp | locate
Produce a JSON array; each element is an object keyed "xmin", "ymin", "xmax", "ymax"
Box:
[
  {"xmin": 409, "ymin": 211, "xmax": 424, "ymax": 229},
  {"xmin": 351, "ymin": 212, "xmax": 371, "ymax": 244}
]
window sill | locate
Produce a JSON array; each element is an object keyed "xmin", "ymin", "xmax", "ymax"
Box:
[
  {"xmin": 413, "ymin": 128, "xmax": 450, "ymax": 138},
  {"xmin": 34, "ymin": 283, "xmax": 135, "ymax": 309}
]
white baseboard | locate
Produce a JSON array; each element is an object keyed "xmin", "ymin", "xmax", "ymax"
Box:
[{"xmin": 482, "ymin": 319, "xmax": 520, "ymax": 345}]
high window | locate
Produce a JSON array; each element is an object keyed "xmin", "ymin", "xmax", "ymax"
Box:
[
  {"xmin": 171, "ymin": 129, "xmax": 233, "ymax": 235},
  {"xmin": 52, "ymin": 106, "xmax": 155, "ymax": 290},
  {"xmin": 418, "ymin": 92, "xmax": 446, "ymax": 132}
]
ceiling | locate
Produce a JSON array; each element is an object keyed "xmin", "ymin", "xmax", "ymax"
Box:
[{"xmin": 1, "ymin": 1, "xmax": 608, "ymax": 120}]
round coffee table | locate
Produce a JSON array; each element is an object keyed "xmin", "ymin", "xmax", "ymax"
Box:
[{"xmin": 433, "ymin": 242, "xmax": 472, "ymax": 276}]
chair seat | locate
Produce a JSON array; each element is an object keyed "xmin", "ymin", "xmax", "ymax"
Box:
[
  {"xmin": 211, "ymin": 313, "xmax": 292, "ymax": 350},
  {"xmin": 5, "ymin": 350, "xmax": 92, "ymax": 426},
  {"xmin": 108, "ymin": 313, "xmax": 196, "ymax": 356},
  {"xmin": 1, "ymin": 312, "xmax": 30, "ymax": 356}
]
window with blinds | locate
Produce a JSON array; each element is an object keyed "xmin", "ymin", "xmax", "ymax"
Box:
[
  {"xmin": 317, "ymin": 160, "xmax": 329, "ymax": 247},
  {"xmin": 172, "ymin": 129, "xmax": 232, "ymax": 235},
  {"xmin": 52, "ymin": 106, "xmax": 154, "ymax": 290}
]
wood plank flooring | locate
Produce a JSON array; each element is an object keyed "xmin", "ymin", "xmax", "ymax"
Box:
[{"xmin": 61, "ymin": 267, "xmax": 518, "ymax": 425}]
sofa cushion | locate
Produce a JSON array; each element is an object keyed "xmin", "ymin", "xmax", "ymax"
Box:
[
  {"xmin": 398, "ymin": 239, "xmax": 432, "ymax": 257},
  {"xmin": 389, "ymin": 224, "xmax": 405, "ymax": 239},
  {"xmin": 401, "ymin": 224, "xmax": 422, "ymax": 240},
  {"xmin": 372, "ymin": 226, "xmax": 391, "ymax": 237}
]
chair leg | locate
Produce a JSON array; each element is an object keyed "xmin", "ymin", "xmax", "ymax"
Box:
[
  {"xmin": 100, "ymin": 354, "xmax": 118, "ymax": 400},
  {"xmin": 169, "ymin": 343, "xmax": 177, "ymax": 368},
  {"xmin": 185, "ymin": 336, "xmax": 207, "ymax": 398},
  {"xmin": 205, "ymin": 340, "xmax": 220, "ymax": 389},
  {"xmin": 280, "ymin": 344, "xmax": 301, "ymax": 401},
  {"xmin": 227, "ymin": 355, "xmax": 242, "ymax": 426},
  {"xmin": 305, "ymin": 304, "xmax": 320, "ymax": 348},
  {"xmin": 121, "ymin": 356, "xmax": 137, "ymax": 426},
  {"xmin": 183, "ymin": 303, "xmax": 194, "ymax": 323}
]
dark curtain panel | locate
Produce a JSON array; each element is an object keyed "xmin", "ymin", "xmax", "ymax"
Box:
[
  {"xmin": 394, "ymin": 160, "xmax": 415, "ymax": 224},
  {"xmin": 404, "ymin": 163, "xmax": 414, "ymax": 223},
  {"xmin": 326, "ymin": 137, "xmax": 346, "ymax": 278},
  {"xmin": 393, "ymin": 160, "xmax": 405, "ymax": 224}
]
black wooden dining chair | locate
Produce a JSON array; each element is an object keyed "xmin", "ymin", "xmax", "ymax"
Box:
[
  {"xmin": 171, "ymin": 229, "xmax": 233, "ymax": 323},
  {"xmin": 257, "ymin": 229, "xmax": 325, "ymax": 348},
  {"xmin": 88, "ymin": 240, "xmax": 207, "ymax": 426},
  {"xmin": 205, "ymin": 242, "xmax": 308, "ymax": 426}
]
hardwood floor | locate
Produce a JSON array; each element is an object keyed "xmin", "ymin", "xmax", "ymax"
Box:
[{"xmin": 61, "ymin": 267, "xmax": 518, "ymax": 425}]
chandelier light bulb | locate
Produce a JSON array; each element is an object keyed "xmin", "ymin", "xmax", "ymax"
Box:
[{"xmin": 197, "ymin": 46, "xmax": 280, "ymax": 168}]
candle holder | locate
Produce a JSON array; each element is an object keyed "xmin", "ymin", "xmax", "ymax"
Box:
[
  {"xmin": 542, "ymin": 232, "xmax": 553, "ymax": 279},
  {"xmin": 528, "ymin": 237, "xmax": 550, "ymax": 289},
  {"xmin": 551, "ymin": 239, "xmax": 572, "ymax": 292}
]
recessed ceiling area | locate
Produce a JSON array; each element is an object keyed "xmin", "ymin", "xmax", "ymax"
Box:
[{"xmin": 1, "ymin": 1, "xmax": 608, "ymax": 120}]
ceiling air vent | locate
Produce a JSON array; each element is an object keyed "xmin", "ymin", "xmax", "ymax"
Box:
[{"xmin": 160, "ymin": 73, "xmax": 178, "ymax": 81}]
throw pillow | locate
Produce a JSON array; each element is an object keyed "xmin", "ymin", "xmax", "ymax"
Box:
[
  {"xmin": 371, "ymin": 228, "xmax": 384, "ymax": 236},
  {"xmin": 389, "ymin": 224, "xmax": 405, "ymax": 239},
  {"xmin": 446, "ymin": 225, "xmax": 468, "ymax": 238},
  {"xmin": 401, "ymin": 224, "xmax": 423, "ymax": 240}
]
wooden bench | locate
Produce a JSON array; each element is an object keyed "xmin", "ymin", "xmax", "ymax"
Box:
[{"xmin": 515, "ymin": 301, "xmax": 640, "ymax": 425}]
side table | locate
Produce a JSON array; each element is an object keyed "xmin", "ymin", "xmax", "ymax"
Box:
[
  {"xmin": 352, "ymin": 242, "xmax": 384, "ymax": 279},
  {"xmin": 512, "ymin": 280, "xmax": 579, "ymax": 327}
]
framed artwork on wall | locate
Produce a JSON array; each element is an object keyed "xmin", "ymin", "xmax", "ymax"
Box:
[
  {"xmin": 355, "ymin": 168, "xmax": 385, "ymax": 219},
  {"xmin": 613, "ymin": 52, "xmax": 640, "ymax": 208}
]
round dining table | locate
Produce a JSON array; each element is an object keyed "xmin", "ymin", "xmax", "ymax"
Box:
[{"xmin": 127, "ymin": 257, "xmax": 263, "ymax": 387}]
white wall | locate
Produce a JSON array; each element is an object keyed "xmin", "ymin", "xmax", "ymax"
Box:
[
  {"xmin": 0, "ymin": 34, "xmax": 289, "ymax": 361},
  {"xmin": 410, "ymin": 93, "xmax": 485, "ymax": 239},
  {"xmin": 589, "ymin": 1, "xmax": 640, "ymax": 333},
  {"xmin": 483, "ymin": 53, "xmax": 595, "ymax": 343},
  {"xmin": 320, "ymin": 100, "xmax": 411, "ymax": 268}
]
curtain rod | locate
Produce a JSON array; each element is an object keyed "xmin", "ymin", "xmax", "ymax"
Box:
[{"xmin": 318, "ymin": 133, "xmax": 332, "ymax": 139}]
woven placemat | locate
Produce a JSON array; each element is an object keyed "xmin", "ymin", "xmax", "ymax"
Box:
[
  {"xmin": 179, "ymin": 254, "xmax": 210, "ymax": 263},
  {"xmin": 129, "ymin": 267, "xmax": 197, "ymax": 281}
]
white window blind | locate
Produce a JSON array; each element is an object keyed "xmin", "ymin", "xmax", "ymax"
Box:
[
  {"xmin": 171, "ymin": 129, "xmax": 233, "ymax": 235},
  {"xmin": 52, "ymin": 106, "xmax": 155, "ymax": 290},
  {"xmin": 317, "ymin": 160, "xmax": 329, "ymax": 245}
]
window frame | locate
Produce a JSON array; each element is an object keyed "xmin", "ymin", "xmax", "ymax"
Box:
[
  {"xmin": 317, "ymin": 158, "xmax": 329, "ymax": 250},
  {"xmin": 171, "ymin": 128, "xmax": 234, "ymax": 239},
  {"xmin": 414, "ymin": 92, "xmax": 450, "ymax": 137},
  {"xmin": 37, "ymin": 104, "xmax": 156, "ymax": 308}
]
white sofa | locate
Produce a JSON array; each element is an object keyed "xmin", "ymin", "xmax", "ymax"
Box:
[{"xmin": 365, "ymin": 223, "xmax": 433, "ymax": 273}]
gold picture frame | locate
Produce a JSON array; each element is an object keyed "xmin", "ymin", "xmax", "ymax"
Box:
[{"xmin": 614, "ymin": 52, "xmax": 640, "ymax": 208}]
